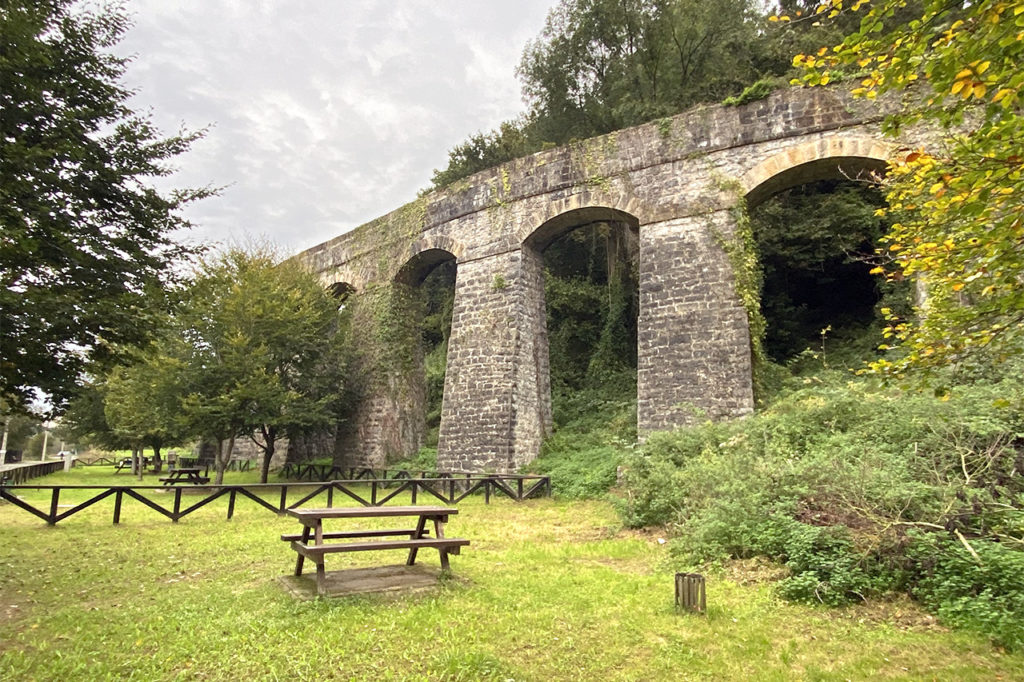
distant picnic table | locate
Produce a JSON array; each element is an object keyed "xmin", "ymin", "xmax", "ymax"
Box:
[
  {"xmin": 114, "ymin": 456, "xmax": 153, "ymax": 473},
  {"xmin": 159, "ymin": 467, "xmax": 210, "ymax": 485},
  {"xmin": 283, "ymin": 506, "xmax": 469, "ymax": 596}
]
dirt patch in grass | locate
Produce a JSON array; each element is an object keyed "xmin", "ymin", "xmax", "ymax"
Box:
[{"xmin": 828, "ymin": 594, "xmax": 948, "ymax": 632}]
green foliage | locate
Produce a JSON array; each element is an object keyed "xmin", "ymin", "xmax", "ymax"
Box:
[
  {"xmin": 528, "ymin": 375, "xmax": 637, "ymax": 499},
  {"xmin": 0, "ymin": 404, "xmax": 40, "ymax": 452},
  {"xmin": 792, "ymin": 0, "xmax": 1024, "ymax": 379},
  {"xmin": 0, "ymin": 0, "xmax": 211, "ymax": 412},
  {"xmin": 544, "ymin": 223, "xmax": 638, "ymax": 393},
  {"xmin": 722, "ymin": 77, "xmax": 780, "ymax": 106},
  {"xmin": 910, "ymin": 534, "xmax": 1024, "ymax": 650},
  {"xmin": 388, "ymin": 446, "xmax": 440, "ymax": 473},
  {"xmin": 618, "ymin": 367, "xmax": 1024, "ymax": 645},
  {"xmin": 430, "ymin": 119, "xmax": 537, "ymax": 190},
  {"xmin": 173, "ymin": 246, "xmax": 350, "ymax": 482}
]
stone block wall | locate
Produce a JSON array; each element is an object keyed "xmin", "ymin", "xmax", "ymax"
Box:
[{"xmin": 637, "ymin": 210, "xmax": 754, "ymax": 431}]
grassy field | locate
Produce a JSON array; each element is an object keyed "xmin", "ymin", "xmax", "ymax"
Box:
[{"xmin": 1, "ymin": 467, "xmax": 1022, "ymax": 680}]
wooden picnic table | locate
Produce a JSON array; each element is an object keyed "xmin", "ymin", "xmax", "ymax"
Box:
[
  {"xmin": 114, "ymin": 456, "xmax": 153, "ymax": 473},
  {"xmin": 284, "ymin": 505, "xmax": 469, "ymax": 596},
  {"xmin": 159, "ymin": 467, "xmax": 210, "ymax": 485}
]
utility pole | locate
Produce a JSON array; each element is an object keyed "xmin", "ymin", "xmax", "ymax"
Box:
[
  {"xmin": 41, "ymin": 426, "xmax": 49, "ymax": 461},
  {"xmin": 0, "ymin": 418, "xmax": 8, "ymax": 466}
]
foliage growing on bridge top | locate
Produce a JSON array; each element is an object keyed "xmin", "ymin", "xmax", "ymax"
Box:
[{"xmin": 428, "ymin": 0, "xmax": 855, "ymax": 191}]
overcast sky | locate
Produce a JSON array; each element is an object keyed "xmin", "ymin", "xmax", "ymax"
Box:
[{"xmin": 117, "ymin": 0, "xmax": 556, "ymax": 255}]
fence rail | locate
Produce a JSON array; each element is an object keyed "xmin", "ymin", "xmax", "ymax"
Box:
[
  {"xmin": 0, "ymin": 474, "xmax": 551, "ymax": 526},
  {"xmin": 78, "ymin": 457, "xmax": 252, "ymax": 472},
  {"xmin": 0, "ymin": 461, "xmax": 64, "ymax": 484}
]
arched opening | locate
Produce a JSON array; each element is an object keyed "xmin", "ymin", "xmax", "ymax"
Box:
[
  {"xmin": 525, "ymin": 207, "xmax": 640, "ymax": 435},
  {"xmin": 745, "ymin": 156, "xmax": 910, "ymax": 369},
  {"xmin": 395, "ymin": 248, "xmax": 457, "ymax": 454},
  {"xmin": 328, "ymin": 281, "xmax": 356, "ymax": 305}
]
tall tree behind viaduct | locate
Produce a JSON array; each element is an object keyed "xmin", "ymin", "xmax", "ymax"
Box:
[{"xmin": 299, "ymin": 87, "xmax": 929, "ymax": 473}]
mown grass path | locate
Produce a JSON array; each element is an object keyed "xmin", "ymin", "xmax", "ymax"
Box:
[{"xmin": 1, "ymin": 476, "xmax": 1021, "ymax": 680}]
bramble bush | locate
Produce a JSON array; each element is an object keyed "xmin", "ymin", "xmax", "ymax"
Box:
[{"xmin": 616, "ymin": 367, "xmax": 1024, "ymax": 648}]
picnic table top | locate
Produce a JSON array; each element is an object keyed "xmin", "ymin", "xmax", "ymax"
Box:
[
  {"xmin": 287, "ymin": 505, "xmax": 458, "ymax": 521},
  {"xmin": 168, "ymin": 467, "xmax": 203, "ymax": 473}
]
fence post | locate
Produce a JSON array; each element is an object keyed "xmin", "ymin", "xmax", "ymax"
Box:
[
  {"xmin": 47, "ymin": 488, "xmax": 60, "ymax": 525},
  {"xmin": 279, "ymin": 485, "xmax": 288, "ymax": 512},
  {"xmin": 172, "ymin": 488, "xmax": 182, "ymax": 522},
  {"xmin": 227, "ymin": 489, "xmax": 236, "ymax": 520},
  {"xmin": 113, "ymin": 490, "xmax": 123, "ymax": 524}
]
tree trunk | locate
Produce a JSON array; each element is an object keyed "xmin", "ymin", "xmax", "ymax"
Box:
[
  {"xmin": 215, "ymin": 435, "xmax": 233, "ymax": 485},
  {"xmin": 152, "ymin": 443, "xmax": 162, "ymax": 474},
  {"xmin": 260, "ymin": 426, "xmax": 277, "ymax": 484},
  {"xmin": 133, "ymin": 446, "xmax": 143, "ymax": 482}
]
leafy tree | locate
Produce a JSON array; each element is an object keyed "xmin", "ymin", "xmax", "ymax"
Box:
[
  {"xmin": 0, "ymin": 398, "xmax": 40, "ymax": 459},
  {"xmin": 62, "ymin": 380, "xmax": 131, "ymax": 454},
  {"xmin": 790, "ymin": 0, "xmax": 1024, "ymax": 380},
  {"xmin": 176, "ymin": 248, "xmax": 349, "ymax": 484},
  {"xmin": 519, "ymin": 0, "xmax": 769, "ymax": 141},
  {"xmin": 431, "ymin": 0, "xmax": 817, "ymax": 189},
  {"xmin": 0, "ymin": 0, "xmax": 211, "ymax": 412},
  {"xmin": 102, "ymin": 343, "xmax": 189, "ymax": 475}
]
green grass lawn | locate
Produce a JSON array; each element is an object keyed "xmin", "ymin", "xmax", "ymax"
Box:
[{"xmin": 1, "ymin": 469, "xmax": 1022, "ymax": 680}]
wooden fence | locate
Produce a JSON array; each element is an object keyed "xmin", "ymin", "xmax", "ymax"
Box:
[
  {"xmin": 0, "ymin": 474, "xmax": 551, "ymax": 526},
  {"xmin": 0, "ymin": 461, "xmax": 65, "ymax": 485},
  {"xmin": 78, "ymin": 457, "xmax": 252, "ymax": 472}
]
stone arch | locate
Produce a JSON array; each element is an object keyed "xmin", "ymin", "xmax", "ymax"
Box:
[
  {"xmin": 517, "ymin": 192, "xmax": 648, "ymax": 246},
  {"xmin": 395, "ymin": 247, "xmax": 459, "ymax": 286},
  {"xmin": 741, "ymin": 135, "xmax": 893, "ymax": 207},
  {"xmin": 519, "ymin": 205, "xmax": 642, "ymax": 446}
]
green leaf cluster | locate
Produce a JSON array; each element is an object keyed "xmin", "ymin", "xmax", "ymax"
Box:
[{"xmin": 0, "ymin": 0, "xmax": 212, "ymax": 412}]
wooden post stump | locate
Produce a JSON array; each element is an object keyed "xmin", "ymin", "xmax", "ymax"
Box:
[{"xmin": 675, "ymin": 572, "xmax": 706, "ymax": 614}]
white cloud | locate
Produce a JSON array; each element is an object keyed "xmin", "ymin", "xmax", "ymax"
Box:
[{"xmin": 117, "ymin": 0, "xmax": 556, "ymax": 253}]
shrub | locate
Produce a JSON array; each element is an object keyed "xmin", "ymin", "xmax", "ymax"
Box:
[{"xmin": 617, "ymin": 369, "xmax": 1024, "ymax": 643}]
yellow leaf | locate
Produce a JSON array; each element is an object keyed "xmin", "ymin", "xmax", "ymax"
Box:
[
  {"xmin": 930, "ymin": 182, "xmax": 946, "ymax": 194},
  {"xmin": 951, "ymin": 79, "xmax": 966, "ymax": 95},
  {"xmin": 869, "ymin": 266, "xmax": 885, "ymax": 275},
  {"xmin": 993, "ymin": 87, "xmax": 1013, "ymax": 102},
  {"xmin": 976, "ymin": 60, "xmax": 991, "ymax": 74},
  {"xmin": 973, "ymin": 82, "xmax": 988, "ymax": 98},
  {"xmin": 769, "ymin": 15, "xmax": 779, "ymax": 21}
]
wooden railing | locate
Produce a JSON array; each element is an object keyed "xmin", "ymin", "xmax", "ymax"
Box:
[
  {"xmin": 0, "ymin": 474, "xmax": 551, "ymax": 526},
  {"xmin": 78, "ymin": 457, "xmax": 253, "ymax": 471},
  {"xmin": 0, "ymin": 461, "xmax": 64, "ymax": 484}
]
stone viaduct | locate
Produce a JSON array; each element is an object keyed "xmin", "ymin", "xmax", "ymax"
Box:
[{"xmin": 295, "ymin": 87, "xmax": 911, "ymax": 473}]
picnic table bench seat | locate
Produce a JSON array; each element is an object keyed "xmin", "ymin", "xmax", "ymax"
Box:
[
  {"xmin": 159, "ymin": 475, "xmax": 210, "ymax": 484},
  {"xmin": 279, "ymin": 528, "xmax": 422, "ymax": 542},
  {"xmin": 289, "ymin": 537, "xmax": 469, "ymax": 561}
]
